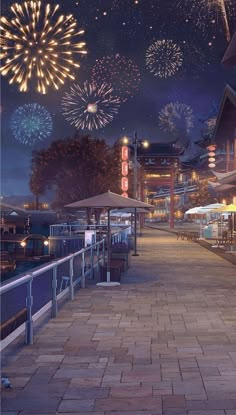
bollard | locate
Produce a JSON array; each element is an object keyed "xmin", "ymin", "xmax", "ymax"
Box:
[{"xmin": 25, "ymin": 276, "xmax": 33, "ymax": 345}]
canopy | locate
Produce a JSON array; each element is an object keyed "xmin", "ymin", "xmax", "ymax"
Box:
[
  {"xmin": 196, "ymin": 203, "xmax": 225, "ymax": 214},
  {"xmin": 65, "ymin": 191, "xmax": 154, "ymax": 210},
  {"xmin": 210, "ymin": 204, "xmax": 236, "ymax": 213},
  {"xmin": 66, "ymin": 191, "xmax": 153, "ymax": 285},
  {"xmin": 185, "ymin": 204, "xmax": 224, "ymax": 215},
  {"xmin": 185, "ymin": 206, "xmax": 203, "ymax": 215}
]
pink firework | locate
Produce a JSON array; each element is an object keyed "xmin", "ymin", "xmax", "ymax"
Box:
[{"xmin": 91, "ymin": 54, "xmax": 141, "ymax": 102}]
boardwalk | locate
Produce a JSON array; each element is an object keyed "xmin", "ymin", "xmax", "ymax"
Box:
[{"xmin": 1, "ymin": 228, "xmax": 236, "ymax": 415}]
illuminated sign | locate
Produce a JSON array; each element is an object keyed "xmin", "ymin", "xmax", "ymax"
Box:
[{"xmin": 121, "ymin": 177, "xmax": 129, "ymax": 192}]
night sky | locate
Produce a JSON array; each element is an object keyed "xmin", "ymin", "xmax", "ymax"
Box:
[{"xmin": 1, "ymin": 0, "xmax": 236, "ymax": 196}]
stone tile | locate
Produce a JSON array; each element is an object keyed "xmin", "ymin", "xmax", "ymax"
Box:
[
  {"xmin": 95, "ymin": 397, "xmax": 162, "ymax": 412},
  {"xmin": 63, "ymin": 387, "xmax": 109, "ymax": 399},
  {"xmin": 1, "ymin": 396, "xmax": 61, "ymax": 412},
  {"xmin": 109, "ymin": 385, "xmax": 152, "ymax": 398},
  {"xmin": 36, "ymin": 354, "xmax": 64, "ymax": 363},
  {"xmin": 69, "ymin": 378, "xmax": 102, "ymax": 387},
  {"xmin": 162, "ymin": 394, "xmax": 187, "ymax": 409},
  {"xmin": 57, "ymin": 399, "xmax": 94, "ymax": 412},
  {"xmin": 53, "ymin": 368, "xmax": 104, "ymax": 379}
]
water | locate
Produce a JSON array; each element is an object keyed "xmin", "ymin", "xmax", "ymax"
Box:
[{"xmin": 1, "ymin": 260, "xmax": 48, "ymax": 283}]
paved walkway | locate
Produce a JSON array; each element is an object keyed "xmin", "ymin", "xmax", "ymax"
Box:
[{"xmin": 1, "ymin": 228, "xmax": 236, "ymax": 415}]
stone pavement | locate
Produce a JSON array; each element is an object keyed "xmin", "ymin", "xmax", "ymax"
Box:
[{"xmin": 1, "ymin": 228, "xmax": 236, "ymax": 415}]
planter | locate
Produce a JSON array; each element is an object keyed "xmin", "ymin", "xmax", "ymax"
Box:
[
  {"xmin": 111, "ymin": 252, "xmax": 129, "ymax": 269},
  {"xmin": 101, "ymin": 262, "xmax": 121, "ymax": 282}
]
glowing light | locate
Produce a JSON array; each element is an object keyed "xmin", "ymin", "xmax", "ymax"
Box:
[
  {"xmin": 62, "ymin": 81, "xmax": 120, "ymax": 130},
  {"xmin": 91, "ymin": 54, "xmax": 141, "ymax": 102},
  {"xmin": 10, "ymin": 103, "xmax": 52, "ymax": 145},
  {"xmin": 0, "ymin": 1, "xmax": 87, "ymax": 93},
  {"xmin": 146, "ymin": 40, "xmax": 183, "ymax": 78},
  {"xmin": 159, "ymin": 102, "xmax": 194, "ymax": 134}
]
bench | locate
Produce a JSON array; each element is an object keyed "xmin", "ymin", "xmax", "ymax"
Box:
[
  {"xmin": 176, "ymin": 231, "xmax": 199, "ymax": 241},
  {"xmin": 0, "ymin": 308, "xmax": 27, "ymax": 340}
]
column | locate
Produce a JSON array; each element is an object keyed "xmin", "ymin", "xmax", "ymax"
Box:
[{"xmin": 169, "ymin": 162, "xmax": 175, "ymax": 229}]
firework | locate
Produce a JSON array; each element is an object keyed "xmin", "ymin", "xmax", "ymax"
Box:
[
  {"xmin": 159, "ymin": 102, "xmax": 194, "ymax": 134},
  {"xmin": 0, "ymin": 1, "xmax": 87, "ymax": 94},
  {"xmin": 146, "ymin": 40, "xmax": 183, "ymax": 78},
  {"xmin": 91, "ymin": 54, "xmax": 141, "ymax": 102},
  {"xmin": 10, "ymin": 103, "xmax": 52, "ymax": 144},
  {"xmin": 177, "ymin": 0, "xmax": 236, "ymax": 42},
  {"xmin": 62, "ymin": 81, "xmax": 120, "ymax": 130}
]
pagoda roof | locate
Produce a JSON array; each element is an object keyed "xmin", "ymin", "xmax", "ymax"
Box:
[
  {"xmin": 222, "ymin": 32, "xmax": 236, "ymax": 67},
  {"xmin": 137, "ymin": 142, "xmax": 183, "ymax": 157},
  {"xmin": 212, "ymin": 84, "xmax": 236, "ymax": 146}
]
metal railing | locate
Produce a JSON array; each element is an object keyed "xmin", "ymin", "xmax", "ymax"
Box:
[
  {"xmin": 111, "ymin": 226, "xmax": 131, "ymax": 244},
  {"xmin": 50, "ymin": 223, "xmax": 131, "ymax": 237},
  {"xmin": 0, "ymin": 238, "xmax": 106, "ymax": 350}
]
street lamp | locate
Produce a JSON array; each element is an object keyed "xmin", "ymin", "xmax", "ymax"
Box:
[
  {"xmin": 122, "ymin": 132, "xmax": 149, "ymax": 256},
  {"xmin": 122, "ymin": 132, "xmax": 149, "ymax": 200}
]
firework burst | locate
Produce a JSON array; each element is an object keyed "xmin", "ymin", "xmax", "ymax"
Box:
[
  {"xmin": 10, "ymin": 103, "xmax": 53, "ymax": 145},
  {"xmin": 178, "ymin": 0, "xmax": 236, "ymax": 42},
  {"xmin": 0, "ymin": 1, "xmax": 87, "ymax": 94},
  {"xmin": 159, "ymin": 102, "xmax": 194, "ymax": 134},
  {"xmin": 91, "ymin": 54, "xmax": 141, "ymax": 102},
  {"xmin": 146, "ymin": 40, "xmax": 183, "ymax": 78},
  {"xmin": 62, "ymin": 81, "xmax": 120, "ymax": 130}
]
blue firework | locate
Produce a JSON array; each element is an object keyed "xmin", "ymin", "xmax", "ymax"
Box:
[{"xmin": 10, "ymin": 103, "xmax": 52, "ymax": 145}]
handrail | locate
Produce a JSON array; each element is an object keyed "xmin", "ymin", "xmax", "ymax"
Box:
[
  {"xmin": 0, "ymin": 227, "xmax": 130, "ymax": 349},
  {"xmin": 0, "ymin": 238, "xmax": 106, "ymax": 348},
  {"xmin": 0, "ymin": 240, "xmax": 105, "ymax": 295}
]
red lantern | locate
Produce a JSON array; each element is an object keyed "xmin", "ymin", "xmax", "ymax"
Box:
[
  {"xmin": 121, "ymin": 177, "xmax": 129, "ymax": 191},
  {"xmin": 207, "ymin": 145, "xmax": 216, "ymax": 168},
  {"xmin": 121, "ymin": 146, "xmax": 129, "ymax": 161},
  {"xmin": 122, "ymin": 192, "xmax": 128, "ymax": 198},
  {"xmin": 122, "ymin": 161, "xmax": 128, "ymax": 176}
]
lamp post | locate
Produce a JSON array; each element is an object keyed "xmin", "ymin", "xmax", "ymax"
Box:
[
  {"xmin": 123, "ymin": 132, "xmax": 149, "ymax": 200},
  {"xmin": 122, "ymin": 132, "xmax": 149, "ymax": 256}
]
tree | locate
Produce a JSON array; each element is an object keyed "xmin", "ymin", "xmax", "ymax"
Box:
[
  {"xmin": 30, "ymin": 134, "xmax": 121, "ymax": 210},
  {"xmin": 190, "ymin": 180, "xmax": 218, "ymax": 207}
]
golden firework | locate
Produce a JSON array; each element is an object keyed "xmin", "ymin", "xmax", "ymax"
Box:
[{"xmin": 0, "ymin": 1, "xmax": 87, "ymax": 94}]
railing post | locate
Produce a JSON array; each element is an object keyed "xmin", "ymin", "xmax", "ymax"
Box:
[
  {"xmin": 52, "ymin": 264, "xmax": 58, "ymax": 318},
  {"xmin": 25, "ymin": 276, "xmax": 33, "ymax": 345},
  {"xmin": 96, "ymin": 242, "xmax": 99, "ymax": 271},
  {"xmin": 102, "ymin": 239, "xmax": 105, "ymax": 265},
  {"xmin": 90, "ymin": 245, "xmax": 94, "ymax": 279},
  {"xmin": 69, "ymin": 256, "xmax": 74, "ymax": 301},
  {"xmin": 81, "ymin": 251, "xmax": 85, "ymax": 288}
]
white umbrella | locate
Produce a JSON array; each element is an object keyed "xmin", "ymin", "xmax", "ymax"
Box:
[
  {"xmin": 185, "ymin": 206, "xmax": 203, "ymax": 215},
  {"xmin": 66, "ymin": 191, "xmax": 153, "ymax": 286}
]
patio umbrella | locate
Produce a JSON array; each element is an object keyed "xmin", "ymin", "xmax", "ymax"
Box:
[
  {"xmin": 185, "ymin": 206, "xmax": 203, "ymax": 215},
  {"xmin": 65, "ymin": 191, "xmax": 153, "ymax": 286},
  {"xmin": 210, "ymin": 204, "xmax": 236, "ymax": 244}
]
